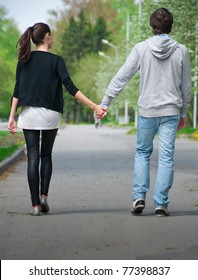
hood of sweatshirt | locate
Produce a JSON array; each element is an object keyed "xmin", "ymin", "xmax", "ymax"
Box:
[{"xmin": 146, "ymin": 36, "xmax": 179, "ymax": 60}]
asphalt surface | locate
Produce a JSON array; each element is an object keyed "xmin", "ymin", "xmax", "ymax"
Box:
[{"xmin": 0, "ymin": 124, "xmax": 198, "ymax": 260}]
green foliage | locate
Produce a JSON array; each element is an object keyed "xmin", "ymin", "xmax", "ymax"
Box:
[
  {"xmin": 61, "ymin": 11, "xmax": 110, "ymax": 71},
  {"xmin": 176, "ymin": 126, "xmax": 198, "ymax": 141},
  {"xmin": 0, "ymin": 130, "xmax": 24, "ymax": 146},
  {"xmin": 60, "ymin": 10, "xmax": 110, "ymax": 123},
  {"xmin": 96, "ymin": 0, "xmax": 197, "ymax": 125},
  {"xmin": 95, "ymin": 1, "xmax": 140, "ymax": 120},
  {"xmin": 92, "ymin": 16, "xmax": 110, "ymax": 52},
  {"xmin": 63, "ymin": 54, "xmax": 102, "ymax": 123},
  {"xmin": 176, "ymin": 127, "xmax": 197, "ymax": 135},
  {"xmin": 61, "ymin": 12, "xmax": 92, "ymax": 70},
  {"xmin": 138, "ymin": 0, "xmax": 198, "ymax": 126},
  {"xmin": 0, "ymin": 1, "xmax": 197, "ymax": 126},
  {"xmin": 0, "ymin": 6, "xmax": 20, "ymax": 119}
]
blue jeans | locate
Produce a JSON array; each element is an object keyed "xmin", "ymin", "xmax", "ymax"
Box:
[{"xmin": 132, "ymin": 115, "xmax": 180, "ymax": 208}]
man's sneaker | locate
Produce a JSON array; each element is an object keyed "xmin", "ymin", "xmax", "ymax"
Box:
[
  {"xmin": 155, "ymin": 207, "xmax": 169, "ymax": 217},
  {"xmin": 40, "ymin": 197, "xmax": 50, "ymax": 213},
  {"xmin": 131, "ymin": 199, "xmax": 145, "ymax": 214}
]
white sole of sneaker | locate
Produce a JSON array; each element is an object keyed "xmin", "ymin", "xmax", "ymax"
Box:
[
  {"xmin": 131, "ymin": 199, "xmax": 145, "ymax": 214},
  {"xmin": 155, "ymin": 208, "xmax": 169, "ymax": 217}
]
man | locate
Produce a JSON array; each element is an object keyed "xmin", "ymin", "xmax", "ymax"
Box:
[{"xmin": 100, "ymin": 8, "xmax": 191, "ymax": 216}]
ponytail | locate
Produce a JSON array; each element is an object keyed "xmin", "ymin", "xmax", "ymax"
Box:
[
  {"xmin": 17, "ymin": 27, "xmax": 33, "ymax": 64},
  {"xmin": 16, "ymin": 23, "xmax": 51, "ymax": 64}
]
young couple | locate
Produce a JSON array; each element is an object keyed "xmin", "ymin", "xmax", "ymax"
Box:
[{"xmin": 8, "ymin": 8, "xmax": 191, "ymax": 217}]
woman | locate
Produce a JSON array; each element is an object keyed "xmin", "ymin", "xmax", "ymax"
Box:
[{"xmin": 8, "ymin": 22, "xmax": 107, "ymax": 216}]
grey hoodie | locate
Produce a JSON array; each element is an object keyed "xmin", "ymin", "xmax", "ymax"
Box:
[{"xmin": 101, "ymin": 36, "xmax": 191, "ymax": 117}]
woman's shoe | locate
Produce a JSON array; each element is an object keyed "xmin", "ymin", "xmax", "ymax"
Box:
[
  {"xmin": 30, "ymin": 206, "xmax": 41, "ymax": 216},
  {"xmin": 40, "ymin": 197, "xmax": 50, "ymax": 213}
]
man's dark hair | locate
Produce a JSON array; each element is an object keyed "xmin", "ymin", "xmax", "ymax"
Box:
[{"xmin": 150, "ymin": 8, "xmax": 173, "ymax": 35}]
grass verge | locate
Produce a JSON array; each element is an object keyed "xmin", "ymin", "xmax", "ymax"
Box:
[
  {"xmin": 0, "ymin": 145, "xmax": 20, "ymax": 162},
  {"xmin": 0, "ymin": 131, "xmax": 25, "ymax": 162},
  {"xmin": 127, "ymin": 126, "xmax": 198, "ymax": 141}
]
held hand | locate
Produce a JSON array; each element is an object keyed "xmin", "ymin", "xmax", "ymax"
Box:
[
  {"xmin": 94, "ymin": 105, "xmax": 108, "ymax": 119},
  {"xmin": 8, "ymin": 118, "xmax": 17, "ymax": 134},
  {"xmin": 177, "ymin": 117, "xmax": 186, "ymax": 131}
]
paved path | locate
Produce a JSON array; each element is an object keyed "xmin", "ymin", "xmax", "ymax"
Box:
[{"xmin": 0, "ymin": 125, "xmax": 198, "ymax": 260}]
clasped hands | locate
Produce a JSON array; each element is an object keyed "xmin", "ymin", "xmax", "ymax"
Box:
[{"xmin": 94, "ymin": 105, "xmax": 108, "ymax": 120}]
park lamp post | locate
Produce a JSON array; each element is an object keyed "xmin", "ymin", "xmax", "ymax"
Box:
[
  {"xmin": 193, "ymin": 21, "xmax": 198, "ymax": 129},
  {"xmin": 98, "ymin": 51, "xmax": 112, "ymax": 61},
  {"xmin": 101, "ymin": 39, "xmax": 118, "ymax": 62},
  {"xmin": 101, "ymin": 39, "xmax": 129, "ymax": 124},
  {"xmin": 98, "ymin": 51, "xmax": 119, "ymax": 122}
]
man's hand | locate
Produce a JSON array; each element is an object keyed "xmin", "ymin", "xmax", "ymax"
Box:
[
  {"xmin": 177, "ymin": 117, "xmax": 186, "ymax": 131},
  {"xmin": 94, "ymin": 105, "xmax": 108, "ymax": 119}
]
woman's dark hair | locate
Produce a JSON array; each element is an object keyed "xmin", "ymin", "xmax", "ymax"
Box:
[
  {"xmin": 17, "ymin": 22, "xmax": 51, "ymax": 63},
  {"xmin": 150, "ymin": 8, "xmax": 173, "ymax": 35}
]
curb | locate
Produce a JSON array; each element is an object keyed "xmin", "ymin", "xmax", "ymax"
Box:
[{"xmin": 0, "ymin": 147, "xmax": 25, "ymax": 175}]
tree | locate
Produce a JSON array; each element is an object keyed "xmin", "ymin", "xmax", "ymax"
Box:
[
  {"xmin": 61, "ymin": 11, "xmax": 110, "ymax": 68},
  {"xmin": 138, "ymin": 0, "xmax": 198, "ymax": 126},
  {"xmin": 60, "ymin": 11, "xmax": 111, "ymax": 123},
  {"xmin": 71, "ymin": 54, "xmax": 102, "ymax": 123},
  {"xmin": 0, "ymin": 7, "xmax": 20, "ymax": 119},
  {"xmin": 96, "ymin": 0, "xmax": 198, "ymax": 125},
  {"xmin": 61, "ymin": 16, "xmax": 81, "ymax": 69},
  {"xmin": 95, "ymin": 0, "xmax": 140, "ymax": 122},
  {"xmin": 92, "ymin": 16, "xmax": 110, "ymax": 52},
  {"xmin": 62, "ymin": 0, "xmax": 118, "ymax": 25},
  {"xmin": 49, "ymin": 0, "xmax": 197, "ymax": 125}
]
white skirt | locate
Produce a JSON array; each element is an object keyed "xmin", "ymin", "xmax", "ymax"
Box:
[{"xmin": 18, "ymin": 106, "xmax": 61, "ymax": 130}]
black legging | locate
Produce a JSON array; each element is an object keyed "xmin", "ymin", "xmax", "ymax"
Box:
[{"xmin": 23, "ymin": 129, "xmax": 58, "ymax": 206}]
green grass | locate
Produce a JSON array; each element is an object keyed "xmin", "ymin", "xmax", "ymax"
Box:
[
  {"xmin": 0, "ymin": 131, "xmax": 25, "ymax": 162},
  {"xmin": 127, "ymin": 127, "xmax": 137, "ymax": 135},
  {"xmin": 176, "ymin": 127, "xmax": 198, "ymax": 141},
  {"xmin": 126, "ymin": 126, "xmax": 198, "ymax": 140},
  {"xmin": 0, "ymin": 145, "xmax": 19, "ymax": 162},
  {"xmin": 0, "ymin": 131, "xmax": 11, "ymax": 137},
  {"xmin": 176, "ymin": 127, "xmax": 197, "ymax": 135}
]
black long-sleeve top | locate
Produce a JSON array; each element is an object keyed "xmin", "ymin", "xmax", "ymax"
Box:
[{"xmin": 12, "ymin": 51, "xmax": 79, "ymax": 113}]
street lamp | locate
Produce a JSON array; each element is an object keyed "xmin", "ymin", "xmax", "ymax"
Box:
[
  {"xmin": 138, "ymin": 0, "xmax": 143, "ymax": 22},
  {"xmin": 193, "ymin": 21, "xmax": 198, "ymax": 128},
  {"xmin": 101, "ymin": 39, "xmax": 129, "ymax": 124},
  {"xmin": 98, "ymin": 51, "xmax": 119, "ymax": 122},
  {"xmin": 98, "ymin": 51, "xmax": 112, "ymax": 61},
  {"xmin": 101, "ymin": 39, "xmax": 118, "ymax": 62}
]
